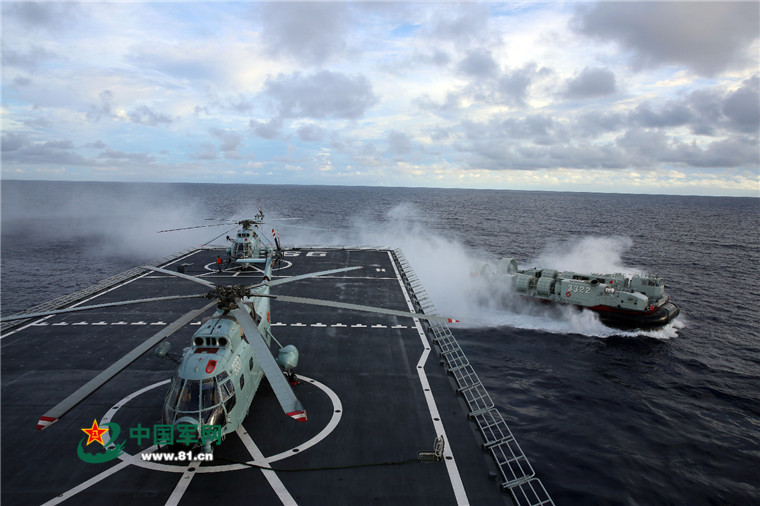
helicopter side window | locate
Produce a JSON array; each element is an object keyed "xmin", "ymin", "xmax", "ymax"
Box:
[
  {"xmin": 224, "ymin": 395, "xmax": 236, "ymax": 414},
  {"xmin": 223, "ymin": 379, "xmax": 235, "ymax": 400},
  {"xmin": 214, "ymin": 372, "xmax": 236, "ymax": 413},
  {"xmin": 217, "ymin": 373, "xmax": 234, "ymax": 400},
  {"xmin": 223, "ymin": 382, "xmax": 236, "ymax": 413},
  {"xmin": 202, "ymin": 405, "xmax": 225, "ymax": 427}
]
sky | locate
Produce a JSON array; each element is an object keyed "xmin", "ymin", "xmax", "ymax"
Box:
[{"xmin": 1, "ymin": 1, "xmax": 759, "ymax": 196}]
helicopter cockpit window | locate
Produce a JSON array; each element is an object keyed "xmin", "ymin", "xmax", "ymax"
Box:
[
  {"xmin": 201, "ymin": 378, "xmax": 219, "ymax": 408},
  {"xmin": 163, "ymin": 376, "xmax": 183, "ymax": 422},
  {"xmin": 234, "ymin": 242, "xmax": 252, "ymax": 258},
  {"xmin": 165, "ymin": 376, "xmax": 182, "ymax": 410},
  {"xmin": 176, "ymin": 380, "xmax": 201, "ymax": 413},
  {"xmin": 164, "ymin": 373, "xmax": 238, "ymax": 428},
  {"xmin": 199, "ymin": 377, "xmax": 224, "ymax": 426}
]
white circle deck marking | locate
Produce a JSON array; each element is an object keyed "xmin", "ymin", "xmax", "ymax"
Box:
[
  {"xmin": 271, "ymin": 259, "xmax": 293, "ymax": 271},
  {"xmin": 100, "ymin": 376, "xmax": 342, "ymax": 473}
]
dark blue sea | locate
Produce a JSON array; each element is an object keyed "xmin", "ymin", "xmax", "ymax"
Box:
[{"xmin": 2, "ymin": 180, "xmax": 759, "ymax": 505}]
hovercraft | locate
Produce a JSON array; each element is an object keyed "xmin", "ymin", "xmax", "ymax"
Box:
[{"xmin": 496, "ymin": 258, "xmax": 680, "ymax": 330}]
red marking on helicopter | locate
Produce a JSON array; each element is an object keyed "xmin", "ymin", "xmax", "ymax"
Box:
[
  {"xmin": 205, "ymin": 360, "xmax": 217, "ymax": 374},
  {"xmin": 287, "ymin": 410, "xmax": 307, "ymax": 422}
]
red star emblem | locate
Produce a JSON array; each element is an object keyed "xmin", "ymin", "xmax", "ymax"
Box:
[{"xmin": 81, "ymin": 419, "xmax": 109, "ymax": 446}]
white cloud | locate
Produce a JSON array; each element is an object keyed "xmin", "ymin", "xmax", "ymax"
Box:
[
  {"xmin": 1, "ymin": 1, "xmax": 757, "ymax": 196},
  {"xmin": 573, "ymin": 2, "xmax": 760, "ymax": 76}
]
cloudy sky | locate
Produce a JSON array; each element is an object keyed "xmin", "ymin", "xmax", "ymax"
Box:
[{"xmin": 2, "ymin": 1, "xmax": 759, "ymax": 196}]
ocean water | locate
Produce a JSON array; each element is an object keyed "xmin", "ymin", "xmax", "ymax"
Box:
[{"xmin": 2, "ymin": 180, "xmax": 759, "ymax": 504}]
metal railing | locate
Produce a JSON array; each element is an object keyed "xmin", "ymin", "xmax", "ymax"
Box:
[{"xmin": 392, "ymin": 249, "xmax": 554, "ymax": 506}]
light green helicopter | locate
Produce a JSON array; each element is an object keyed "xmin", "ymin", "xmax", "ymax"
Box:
[
  {"xmin": 158, "ymin": 208, "xmax": 292, "ymax": 270},
  {"xmin": 1, "ymin": 252, "xmax": 454, "ymax": 452}
]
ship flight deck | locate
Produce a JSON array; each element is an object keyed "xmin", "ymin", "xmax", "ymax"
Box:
[{"xmin": 1, "ymin": 247, "xmax": 552, "ymax": 505}]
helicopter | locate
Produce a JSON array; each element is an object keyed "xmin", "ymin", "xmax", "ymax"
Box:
[
  {"xmin": 0, "ymin": 251, "xmax": 456, "ymax": 453},
  {"xmin": 158, "ymin": 208, "xmax": 288, "ymax": 270}
]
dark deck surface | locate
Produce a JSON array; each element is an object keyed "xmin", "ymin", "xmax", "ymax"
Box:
[{"xmin": 1, "ymin": 248, "xmax": 513, "ymax": 505}]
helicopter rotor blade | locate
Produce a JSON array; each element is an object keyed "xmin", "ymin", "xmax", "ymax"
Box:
[
  {"xmin": 36, "ymin": 300, "xmax": 218, "ymax": 430},
  {"xmin": 276, "ymin": 223, "xmax": 332, "ymax": 231},
  {"xmin": 0, "ymin": 294, "xmax": 209, "ymax": 322},
  {"xmin": 267, "ymin": 294, "xmax": 460, "ymax": 323},
  {"xmin": 249, "ymin": 266, "xmax": 363, "ymax": 290},
  {"xmin": 157, "ymin": 223, "xmax": 232, "ymax": 233},
  {"xmin": 142, "ymin": 265, "xmax": 217, "ymax": 288},
  {"xmin": 200, "ymin": 226, "xmax": 239, "ymax": 248},
  {"xmin": 231, "ymin": 301, "xmax": 306, "ymax": 422}
]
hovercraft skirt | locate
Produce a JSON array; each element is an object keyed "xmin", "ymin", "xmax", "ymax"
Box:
[{"xmin": 593, "ymin": 301, "xmax": 680, "ymax": 330}]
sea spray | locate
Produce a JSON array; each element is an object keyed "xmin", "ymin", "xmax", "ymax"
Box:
[{"xmin": 285, "ymin": 203, "xmax": 678, "ymax": 338}]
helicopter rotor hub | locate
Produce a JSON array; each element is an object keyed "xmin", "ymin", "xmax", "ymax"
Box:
[{"xmin": 207, "ymin": 285, "xmax": 253, "ymax": 311}]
